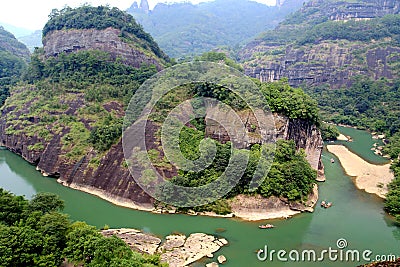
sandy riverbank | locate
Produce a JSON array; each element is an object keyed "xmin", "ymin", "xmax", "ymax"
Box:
[
  {"xmin": 337, "ymin": 134, "xmax": 349, "ymax": 141},
  {"xmin": 326, "ymin": 145, "xmax": 394, "ymax": 199},
  {"xmin": 58, "ymin": 180, "xmax": 298, "ymax": 221}
]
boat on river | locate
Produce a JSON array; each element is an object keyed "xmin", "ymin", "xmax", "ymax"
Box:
[
  {"xmin": 321, "ymin": 200, "xmax": 332, "ymax": 208},
  {"xmin": 259, "ymin": 224, "xmax": 274, "ymax": 229}
]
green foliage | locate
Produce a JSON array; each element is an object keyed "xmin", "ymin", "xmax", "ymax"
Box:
[
  {"xmin": 259, "ymin": 79, "xmax": 320, "ymax": 124},
  {"xmin": 198, "ymin": 51, "xmax": 243, "ymax": 71},
  {"xmin": 0, "ymin": 26, "xmax": 29, "ymax": 106},
  {"xmin": 0, "ymin": 188, "xmax": 28, "ymax": 225},
  {"xmin": 89, "ymin": 115, "xmax": 122, "ymax": 152},
  {"xmin": 25, "ymin": 49, "xmax": 157, "ymax": 93},
  {"xmin": 0, "ymin": 189, "xmax": 165, "ymax": 267},
  {"xmin": 384, "ymin": 133, "xmax": 400, "ymax": 159},
  {"xmin": 28, "ymin": 192, "xmax": 64, "ymax": 214},
  {"xmin": 385, "ymin": 160, "xmax": 400, "ymax": 219},
  {"xmin": 306, "ymin": 77, "xmax": 400, "ymax": 135},
  {"xmin": 258, "ymin": 140, "xmax": 316, "ymax": 201},
  {"xmin": 320, "ymin": 123, "xmax": 340, "ymax": 141},
  {"xmin": 43, "ymin": 5, "xmax": 168, "ymax": 61}
]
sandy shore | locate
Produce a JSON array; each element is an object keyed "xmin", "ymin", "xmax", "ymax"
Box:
[
  {"xmin": 58, "ymin": 180, "xmax": 155, "ymax": 212},
  {"xmin": 57, "ymin": 180, "xmax": 295, "ymax": 221},
  {"xmin": 229, "ymin": 194, "xmax": 301, "ymax": 221},
  {"xmin": 326, "ymin": 145, "xmax": 394, "ymax": 199},
  {"xmin": 232, "ymin": 208, "xmax": 300, "ymax": 221},
  {"xmin": 337, "ymin": 134, "xmax": 349, "ymax": 141}
]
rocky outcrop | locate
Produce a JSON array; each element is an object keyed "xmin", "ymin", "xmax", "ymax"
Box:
[
  {"xmin": 241, "ymin": 0, "xmax": 400, "ymax": 88},
  {"xmin": 0, "ymin": 94, "xmax": 154, "ymax": 209},
  {"xmin": 243, "ymin": 42, "xmax": 400, "ymax": 89},
  {"xmin": 101, "ymin": 229, "xmax": 228, "ymax": 267},
  {"xmin": 43, "ymin": 28, "xmax": 163, "ymax": 70},
  {"xmin": 0, "ymin": 103, "xmax": 323, "ymax": 211},
  {"xmin": 305, "ymin": 0, "xmax": 399, "ymax": 22},
  {"xmin": 230, "ymin": 184, "xmax": 319, "ymax": 220},
  {"xmin": 206, "ymin": 111, "xmax": 324, "ymax": 176}
]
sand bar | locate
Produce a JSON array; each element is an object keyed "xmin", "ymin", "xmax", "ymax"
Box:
[
  {"xmin": 337, "ymin": 134, "xmax": 349, "ymax": 141},
  {"xmin": 326, "ymin": 145, "xmax": 394, "ymax": 199}
]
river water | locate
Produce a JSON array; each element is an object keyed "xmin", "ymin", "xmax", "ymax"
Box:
[{"xmin": 0, "ymin": 127, "xmax": 399, "ymax": 266}]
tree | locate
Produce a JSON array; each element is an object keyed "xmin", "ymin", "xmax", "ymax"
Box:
[
  {"xmin": 0, "ymin": 188, "xmax": 28, "ymax": 225},
  {"xmin": 28, "ymin": 192, "xmax": 65, "ymax": 214}
]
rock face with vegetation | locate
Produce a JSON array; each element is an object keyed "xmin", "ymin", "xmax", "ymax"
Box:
[
  {"xmin": 43, "ymin": 28, "xmax": 165, "ymax": 70},
  {"xmin": 42, "ymin": 5, "xmax": 169, "ymax": 69},
  {"xmin": 241, "ymin": 0, "xmax": 400, "ymax": 88}
]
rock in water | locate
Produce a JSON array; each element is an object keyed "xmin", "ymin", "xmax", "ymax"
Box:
[{"xmin": 217, "ymin": 255, "xmax": 227, "ymax": 264}]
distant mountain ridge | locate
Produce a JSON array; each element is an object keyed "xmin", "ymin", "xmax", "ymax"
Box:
[
  {"xmin": 128, "ymin": 0, "xmax": 305, "ymax": 58},
  {"xmin": 241, "ymin": 0, "xmax": 400, "ymax": 88},
  {"xmin": 0, "ymin": 26, "xmax": 30, "ymax": 61}
]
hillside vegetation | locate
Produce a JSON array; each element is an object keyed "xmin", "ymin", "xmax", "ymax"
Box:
[
  {"xmin": 0, "ymin": 27, "xmax": 30, "ymax": 107},
  {"xmin": 134, "ymin": 73, "xmax": 319, "ymax": 213},
  {"xmin": 0, "ymin": 189, "xmax": 165, "ymax": 266}
]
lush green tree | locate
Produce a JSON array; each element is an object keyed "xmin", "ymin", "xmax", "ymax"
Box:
[
  {"xmin": 0, "ymin": 188, "xmax": 28, "ymax": 225},
  {"xmin": 28, "ymin": 192, "xmax": 64, "ymax": 214},
  {"xmin": 320, "ymin": 123, "xmax": 340, "ymax": 141},
  {"xmin": 0, "ymin": 190, "xmax": 165, "ymax": 267}
]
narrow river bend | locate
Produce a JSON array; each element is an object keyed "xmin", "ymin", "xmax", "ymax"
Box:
[{"xmin": 0, "ymin": 127, "xmax": 399, "ymax": 266}]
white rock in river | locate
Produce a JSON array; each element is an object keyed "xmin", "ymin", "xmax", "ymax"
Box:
[
  {"xmin": 217, "ymin": 255, "xmax": 227, "ymax": 264},
  {"xmin": 206, "ymin": 262, "xmax": 219, "ymax": 267}
]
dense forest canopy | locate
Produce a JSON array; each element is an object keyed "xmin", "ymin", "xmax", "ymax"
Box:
[
  {"xmin": 0, "ymin": 189, "xmax": 166, "ymax": 266},
  {"xmin": 43, "ymin": 5, "xmax": 169, "ymax": 62},
  {"xmin": 306, "ymin": 78, "xmax": 400, "ymax": 135}
]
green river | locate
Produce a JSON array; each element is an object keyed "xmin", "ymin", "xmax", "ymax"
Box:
[{"xmin": 0, "ymin": 126, "xmax": 399, "ymax": 266}]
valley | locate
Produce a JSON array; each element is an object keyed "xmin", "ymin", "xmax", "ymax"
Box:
[{"xmin": 0, "ymin": 0, "xmax": 399, "ymax": 266}]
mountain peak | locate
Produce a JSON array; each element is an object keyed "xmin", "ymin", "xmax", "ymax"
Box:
[{"xmin": 140, "ymin": 0, "xmax": 150, "ymax": 14}]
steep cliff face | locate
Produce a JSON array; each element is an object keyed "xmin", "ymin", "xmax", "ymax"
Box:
[
  {"xmin": 241, "ymin": 0, "xmax": 400, "ymax": 88},
  {"xmin": 43, "ymin": 28, "xmax": 163, "ymax": 70},
  {"xmin": 205, "ymin": 112, "xmax": 323, "ymax": 174},
  {"xmin": 0, "ymin": 93, "xmax": 323, "ymax": 210},
  {"xmin": 244, "ymin": 42, "xmax": 400, "ymax": 88},
  {"xmin": 0, "ymin": 92, "xmax": 154, "ymax": 208}
]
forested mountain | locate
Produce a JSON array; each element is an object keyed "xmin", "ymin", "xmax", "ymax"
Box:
[
  {"xmin": 127, "ymin": 0, "xmax": 304, "ymax": 58},
  {"xmin": 241, "ymin": 0, "xmax": 400, "ymax": 88},
  {"xmin": 0, "ymin": 26, "xmax": 30, "ymax": 107}
]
